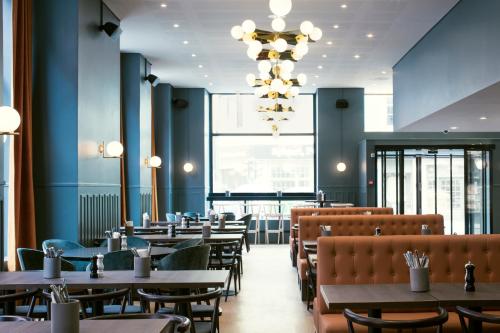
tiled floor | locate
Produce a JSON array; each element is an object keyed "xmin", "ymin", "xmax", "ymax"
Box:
[{"xmin": 219, "ymin": 245, "xmax": 314, "ymax": 333}]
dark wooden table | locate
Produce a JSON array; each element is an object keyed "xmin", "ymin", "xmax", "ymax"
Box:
[
  {"xmin": 0, "ymin": 270, "xmax": 229, "ymax": 290},
  {"xmin": 320, "ymin": 283, "xmax": 500, "ymax": 333},
  {"xmin": 123, "ymin": 225, "xmax": 246, "ymax": 233},
  {"xmin": 62, "ymin": 246, "xmax": 176, "ymax": 260},
  {"xmin": 136, "ymin": 233, "xmax": 244, "ymax": 244},
  {"xmin": 305, "ymin": 200, "xmax": 339, "ymax": 208},
  {"xmin": 0, "ymin": 319, "xmax": 172, "ymax": 333}
]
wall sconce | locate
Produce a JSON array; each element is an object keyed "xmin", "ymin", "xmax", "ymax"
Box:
[
  {"xmin": 183, "ymin": 162, "xmax": 194, "ymax": 173},
  {"xmin": 98, "ymin": 141, "xmax": 124, "ymax": 158},
  {"xmin": 0, "ymin": 106, "xmax": 21, "ymax": 135},
  {"xmin": 145, "ymin": 155, "xmax": 162, "ymax": 168}
]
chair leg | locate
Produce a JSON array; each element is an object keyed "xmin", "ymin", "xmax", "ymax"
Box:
[{"xmin": 225, "ymin": 268, "xmax": 233, "ymax": 302}]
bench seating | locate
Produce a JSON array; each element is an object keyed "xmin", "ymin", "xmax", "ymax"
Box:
[
  {"xmin": 297, "ymin": 214, "xmax": 444, "ymax": 300},
  {"xmin": 315, "ymin": 234, "xmax": 500, "ymax": 333}
]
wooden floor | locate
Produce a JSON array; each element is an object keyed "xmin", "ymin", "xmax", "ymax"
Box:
[{"xmin": 219, "ymin": 245, "xmax": 314, "ymax": 333}]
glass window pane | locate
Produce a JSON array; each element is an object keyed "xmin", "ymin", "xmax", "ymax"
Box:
[
  {"xmin": 212, "ymin": 94, "xmax": 314, "ymax": 134},
  {"xmin": 364, "ymin": 95, "xmax": 393, "ymax": 132},
  {"xmin": 212, "ymin": 136, "xmax": 314, "ymax": 193}
]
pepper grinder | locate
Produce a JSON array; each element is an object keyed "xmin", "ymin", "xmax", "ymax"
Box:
[
  {"xmin": 90, "ymin": 255, "xmax": 99, "ymax": 279},
  {"xmin": 465, "ymin": 261, "xmax": 475, "ymax": 292}
]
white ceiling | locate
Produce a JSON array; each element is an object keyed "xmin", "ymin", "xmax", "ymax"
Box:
[{"xmin": 105, "ymin": 0, "xmax": 458, "ymax": 94}]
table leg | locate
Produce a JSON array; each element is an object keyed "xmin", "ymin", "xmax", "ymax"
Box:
[
  {"xmin": 367, "ymin": 309, "xmax": 381, "ymax": 333},
  {"xmin": 469, "ymin": 306, "xmax": 482, "ymax": 333}
]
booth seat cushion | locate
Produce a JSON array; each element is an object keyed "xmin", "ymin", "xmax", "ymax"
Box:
[
  {"xmin": 318, "ymin": 311, "xmax": 500, "ymax": 333},
  {"xmin": 291, "ymin": 207, "xmax": 393, "ymax": 227}
]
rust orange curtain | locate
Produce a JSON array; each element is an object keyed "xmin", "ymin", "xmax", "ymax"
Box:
[
  {"xmin": 12, "ymin": 0, "xmax": 36, "ymax": 269},
  {"xmin": 120, "ymin": 81, "xmax": 127, "ymax": 225},
  {"xmin": 151, "ymin": 87, "xmax": 159, "ymax": 221}
]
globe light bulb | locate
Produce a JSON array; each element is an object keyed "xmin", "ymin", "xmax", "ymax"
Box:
[
  {"xmin": 273, "ymin": 38, "xmax": 287, "ymax": 52},
  {"xmin": 258, "ymin": 60, "xmax": 272, "ymax": 74},
  {"xmin": 241, "ymin": 19, "xmax": 256, "ymax": 33},
  {"xmin": 0, "ymin": 106, "xmax": 21, "ymax": 133},
  {"xmin": 310, "ymin": 27, "xmax": 323, "ymax": 41},
  {"xmin": 269, "ymin": 0, "xmax": 292, "ymax": 17},
  {"xmin": 230, "ymin": 25, "xmax": 244, "ymax": 39},
  {"xmin": 297, "ymin": 73, "xmax": 307, "ymax": 85},
  {"xmin": 296, "ymin": 42, "xmax": 309, "ymax": 56},
  {"xmin": 290, "ymin": 86, "xmax": 300, "ymax": 96},
  {"xmin": 336, "ymin": 162, "xmax": 347, "ymax": 172},
  {"xmin": 246, "ymin": 73, "xmax": 256, "ymax": 86},
  {"xmin": 183, "ymin": 162, "xmax": 194, "ymax": 173},
  {"xmin": 278, "ymin": 85, "xmax": 288, "ymax": 95},
  {"xmin": 150, "ymin": 156, "xmax": 162, "ymax": 168},
  {"xmin": 270, "ymin": 78, "xmax": 283, "ymax": 91},
  {"xmin": 259, "ymin": 71, "xmax": 271, "ymax": 80},
  {"xmin": 300, "ymin": 21, "xmax": 314, "ymax": 35},
  {"xmin": 280, "ymin": 71, "xmax": 291, "ymax": 81},
  {"xmin": 291, "ymin": 48, "xmax": 303, "ymax": 61},
  {"xmin": 106, "ymin": 141, "xmax": 124, "ymax": 158},
  {"xmin": 247, "ymin": 47, "xmax": 258, "ymax": 60},
  {"xmin": 281, "ymin": 60, "xmax": 294, "ymax": 73},
  {"xmin": 261, "ymin": 85, "xmax": 270, "ymax": 95},
  {"xmin": 242, "ymin": 33, "xmax": 254, "ymax": 45},
  {"xmin": 271, "ymin": 17, "xmax": 286, "ymax": 32},
  {"xmin": 248, "ymin": 40, "xmax": 263, "ymax": 55}
]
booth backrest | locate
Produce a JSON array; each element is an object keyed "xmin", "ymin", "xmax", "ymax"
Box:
[
  {"xmin": 291, "ymin": 207, "xmax": 393, "ymax": 227},
  {"xmin": 316, "ymin": 234, "xmax": 500, "ymax": 314},
  {"xmin": 298, "ymin": 214, "xmax": 444, "ymax": 259}
]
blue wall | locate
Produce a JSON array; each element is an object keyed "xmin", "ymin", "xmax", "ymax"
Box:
[
  {"xmin": 394, "ymin": 0, "xmax": 500, "ymax": 130},
  {"xmin": 171, "ymin": 88, "xmax": 208, "ymax": 214},
  {"xmin": 33, "ymin": 0, "xmax": 121, "ymax": 244},
  {"xmin": 317, "ymin": 88, "xmax": 365, "ymax": 204},
  {"xmin": 121, "ymin": 53, "xmax": 152, "ymax": 225},
  {"xmin": 153, "ymin": 84, "xmax": 174, "ymax": 217}
]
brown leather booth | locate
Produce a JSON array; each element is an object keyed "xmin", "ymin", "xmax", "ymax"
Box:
[
  {"xmin": 297, "ymin": 214, "xmax": 444, "ymax": 300},
  {"xmin": 315, "ymin": 234, "xmax": 500, "ymax": 333},
  {"xmin": 290, "ymin": 207, "xmax": 393, "ymax": 268}
]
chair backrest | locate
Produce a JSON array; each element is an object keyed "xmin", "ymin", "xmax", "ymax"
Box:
[
  {"xmin": 316, "ymin": 234, "xmax": 500, "ymax": 315},
  {"xmin": 42, "ymin": 239, "xmax": 84, "ymax": 251},
  {"xmin": 291, "ymin": 207, "xmax": 394, "ymax": 226},
  {"xmin": 88, "ymin": 313, "xmax": 190, "ymax": 333},
  {"xmin": 220, "ymin": 212, "xmax": 235, "ymax": 221},
  {"xmin": 166, "ymin": 213, "xmax": 176, "ymax": 222},
  {"xmin": 240, "ymin": 203, "xmax": 261, "ymax": 216},
  {"xmin": 158, "ymin": 245, "xmax": 211, "ymax": 270},
  {"xmin": 344, "ymin": 307, "xmax": 448, "ymax": 333},
  {"xmin": 456, "ymin": 306, "xmax": 500, "ymax": 333},
  {"xmin": 237, "ymin": 214, "xmax": 253, "ymax": 231},
  {"xmin": 103, "ymin": 250, "xmax": 134, "ymax": 270},
  {"xmin": 0, "ymin": 315, "xmax": 33, "ymax": 322},
  {"xmin": 183, "ymin": 212, "xmax": 198, "ymax": 219},
  {"xmin": 0, "ymin": 289, "xmax": 39, "ymax": 316},
  {"xmin": 17, "ymin": 248, "xmax": 75, "ymax": 271},
  {"xmin": 137, "ymin": 288, "xmax": 222, "ymax": 333},
  {"xmin": 172, "ymin": 238, "xmax": 204, "ymax": 250},
  {"xmin": 298, "ymin": 214, "xmax": 445, "ymax": 259}
]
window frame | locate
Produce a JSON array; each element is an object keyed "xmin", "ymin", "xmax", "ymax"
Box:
[{"xmin": 208, "ymin": 93, "xmax": 317, "ymax": 200}]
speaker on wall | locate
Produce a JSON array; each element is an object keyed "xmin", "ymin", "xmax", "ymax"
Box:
[
  {"xmin": 336, "ymin": 99, "xmax": 349, "ymax": 109},
  {"xmin": 172, "ymin": 99, "xmax": 189, "ymax": 108}
]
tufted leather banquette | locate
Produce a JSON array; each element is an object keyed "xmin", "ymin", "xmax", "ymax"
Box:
[
  {"xmin": 314, "ymin": 234, "xmax": 500, "ymax": 333},
  {"xmin": 297, "ymin": 214, "xmax": 444, "ymax": 300}
]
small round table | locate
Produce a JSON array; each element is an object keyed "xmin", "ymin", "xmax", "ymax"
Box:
[{"xmin": 61, "ymin": 246, "xmax": 176, "ymax": 260}]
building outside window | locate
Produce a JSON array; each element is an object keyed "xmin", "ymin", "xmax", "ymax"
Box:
[{"xmin": 365, "ymin": 94, "xmax": 393, "ymax": 132}]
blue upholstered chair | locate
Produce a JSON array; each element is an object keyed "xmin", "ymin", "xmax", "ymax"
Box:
[
  {"xmin": 157, "ymin": 245, "xmax": 210, "ymax": 271},
  {"xmin": 172, "ymin": 238, "xmax": 204, "ymax": 250},
  {"xmin": 103, "ymin": 250, "xmax": 135, "ymax": 271},
  {"xmin": 183, "ymin": 212, "xmax": 198, "ymax": 219},
  {"xmin": 166, "ymin": 213, "xmax": 176, "ymax": 222},
  {"xmin": 17, "ymin": 248, "xmax": 75, "ymax": 271},
  {"xmin": 41, "ymin": 239, "xmax": 88, "ymax": 271}
]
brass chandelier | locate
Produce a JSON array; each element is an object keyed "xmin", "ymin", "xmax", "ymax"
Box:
[{"xmin": 231, "ymin": 0, "xmax": 322, "ymax": 135}]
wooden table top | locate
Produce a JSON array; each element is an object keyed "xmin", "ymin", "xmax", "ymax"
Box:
[
  {"xmin": 0, "ymin": 319, "xmax": 171, "ymax": 333},
  {"xmin": 0, "ymin": 270, "xmax": 229, "ymax": 290},
  {"xmin": 62, "ymin": 246, "xmax": 176, "ymax": 259},
  {"xmin": 136, "ymin": 233, "xmax": 244, "ymax": 243},
  {"xmin": 124, "ymin": 225, "xmax": 246, "ymax": 232},
  {"xmin": 321, "ymin": 282, "xmax": 500, "ymax": 311}
]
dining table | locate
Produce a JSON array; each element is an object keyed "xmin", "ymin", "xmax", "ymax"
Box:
[
  {"xmin": 0, "ymin": 319, "xmax": 175, "ymax": 333},
  {"xmin": 136, "ymin": 232, "xmax": 245, "ymax": 244},
  {"xmin": 320, "ymin": 282, "xmax": 500, "ymax": 333},
  {"xmin": 123, "ymin": 225, "xmax": 247, "ymax": 233},
  {"xmin": 62, "ymin": 246, "xmax": 176, "ymax": 260}
]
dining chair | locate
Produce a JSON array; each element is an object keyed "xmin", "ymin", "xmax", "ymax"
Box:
[
  {"xmin": 343, "ymin": 307, "xmax": 448, "ymax": 333},
  {"xmin": 103, "ymin": 250, "xmax": 135, "ymax": 270},
  {"xmin": 88, "ymin": 313, "xmax": 191, "ymax": 333},
  {"xmin": 262, "ymin": 204, "xmax": 284, "ymax": 244},
  {"xmin": 220, "ymin": 212, "xmax": 235, "ymax": 221},
  {"xmin": 456, "ymin": 306, "xmax": 500, "ymax": 333},
  {"xmin": 239, "ymin": 203, "xmax": 261, "ymax": 244},
  {"xmin": 172, "ymin": 238, "xmax": 204, "ymax": 250},
  {"xmin": 0, "ymin": 315, "xmax": 33, "ymax": 322},
  {"xmin": 137, "ymin": 288, "xmax": 222, "ymax": 333},
  {"xmin": 0, "ymin": 289, "xmax": 40, "ymax": 318},
  {"xmin": 183, "ymin": 212, "xmax": 198, "ymax": 219},
  {"xmin": 41, "ymin": 239, "xmax": 89, "ymax": 271},
  {"xmin": 157, "ymin": 245, "xmax": 211, "ymax": 271},
  {"xmin": 17, "ymin": 248, "xmax": 75, "ymax": 271},
  {"xmin": 166, "ymin": 213, "xmax": 177, "ymax": 222},
  {"xmin": 237, "ymin": 213, "xmax": 252, "ymax": 253},
  {"xmin": 207, "ymin": 241, "xmax": 239, "ymax": 301}
]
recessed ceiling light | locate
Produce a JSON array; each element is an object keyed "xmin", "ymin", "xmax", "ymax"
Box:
[
  {"xmin": 341, "ymin": 4, "xmax": 347, "ymax": 9},
  {"xmin": 191, "ymin": 53, "xmax": 196, "ymax": 57},
  {"xmin": 333, "ymin": 25, "xmax": 339, "ymax": 29},
  {"xmin": 314, "ymin": 75, "xmax": 320, "ymax": 78},
  {"xmin": 183, "ymin": 40, "xmax": 189, "ymax": 45},
  {"xmin": 366, "ymin": 33, "xmax": 374, "ymax": 38},
  {"xmin": 450, "ymin": 126, "xmax": 458, "ymax": 130},
  {"xmin": 161, "ymin": 3, "xmax": 167, "ymax": 8},
  {"xmin": 354, "ymin": 54, "xmax": 360, "ymax": 59},
  {"xmin": 173, "ymin": 24, "xmax": 179, "ymax": 28},
  {"xmin": 326, "ymin": 41, "xmax": 333, "ymax": 45},
  {"xmin": 317, "ymin": 65, "xmax": 323, "ymax": 70},
  {"xmin": 204, "ymin": 74, "xmax": 208, "ymax": 78},
  {"xmin": 209, "ymin": 82, "xmax": 213, "ymax": 86},
  {"xmin": 381, "ymin": 71, "xmax": 387, "ymax": 74},
  {"xmin": 198, "ymin": 64, "xmax": 203, "ymax": 68},
  {"xmin": 322, "ymin": 54, "xmax": 327, "ymax": 58},
  {"xmin": 480, "ymin": 116, "xmax": 488, "ymax": 120}
]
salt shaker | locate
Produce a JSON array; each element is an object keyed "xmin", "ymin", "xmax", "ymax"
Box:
[
  {"xmin": 97, "ymin": 253, "xmax": 104, "ymax": 277},
  {"xmin": 121, "ymin": 235, "xmax": 128, "ymax": 250},
  {"xmin": 181, "ymin": 217, "xmax": 187, "ymax": 228},
  {"xmin": 465, "ymin": 261, "xmax": 476, "ymax": 292}
]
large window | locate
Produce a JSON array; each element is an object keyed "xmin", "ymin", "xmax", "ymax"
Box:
[
  {"xmin": 211, "ymin": 94, "xmax": 315, "ymax": 193},
  {"xmin": 365, "ymin": 95, "xmax": 393, "ymax": 132}
]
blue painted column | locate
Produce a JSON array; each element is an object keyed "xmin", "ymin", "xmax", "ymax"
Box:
[{"xmin": 121, "ymin": 53, "xmax": 152, "ymax": 225}]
